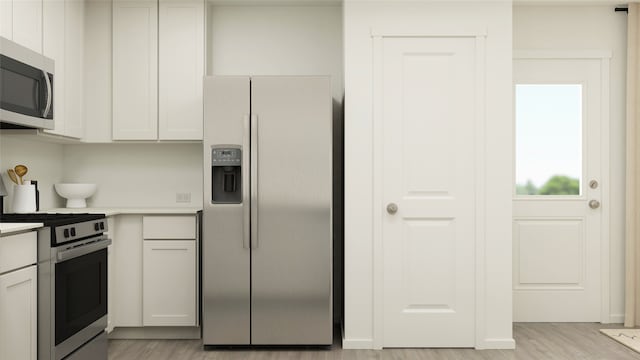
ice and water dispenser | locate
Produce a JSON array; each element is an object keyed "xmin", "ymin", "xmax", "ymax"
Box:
[{"xmin": 211, "ymin": 146, "xmax": 242, "ymax": 204}]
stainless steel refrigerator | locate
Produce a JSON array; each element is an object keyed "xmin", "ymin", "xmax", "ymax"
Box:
[{"xmin": 202, "ymin": 76, "xmax": 332, "ymax": 346}]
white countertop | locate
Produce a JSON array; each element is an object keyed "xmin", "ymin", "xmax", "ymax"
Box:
[
  {"xmin": 0, "ymin": 222, "xmax": 43, "ymax": 235},
  {"xmin": 43, "ymin": 207, "xmax": 202, "ymax": 217}
]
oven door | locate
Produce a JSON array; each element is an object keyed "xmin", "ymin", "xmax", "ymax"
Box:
[{"xmin": 54, "ymin": 237, "xmax": 109, "ymax": 360}]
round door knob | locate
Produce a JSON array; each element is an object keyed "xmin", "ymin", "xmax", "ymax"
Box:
[
  {"xmin": 589, "ymin": 200, "xmax": 601, "ymax": 209},
  {"xmin": 387, "ymin": 203, "xmax": 398, "ymax": 214}
]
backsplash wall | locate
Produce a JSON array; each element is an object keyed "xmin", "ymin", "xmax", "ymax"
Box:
[
  {"xmin": 62, "ymin": 143, "xmax": 203, "ymax": 208},
  {"xmin": 0, "ymin": 134, "xmax": 66, "ymax": 212}
]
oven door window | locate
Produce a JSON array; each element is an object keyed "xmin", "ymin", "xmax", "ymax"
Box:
[
  {"xmin": 55, "ymin": 248, "xmax": 107, "ymax": 345},
  {"xmin": 0, "ymin": 54, "xmax": 48, "ymax": 118}
]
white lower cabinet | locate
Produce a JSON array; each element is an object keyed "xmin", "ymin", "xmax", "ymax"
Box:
[
  {"xmin": 143, "ymin": 240, "xmax": 196, "ymax": 326},
  {"xmin": 0, "ymin": 231, "xmax": 38, "ymax": 360},
  {"xmin": 0, "ymin": 266, "xmax": 37, "ymax": 360},
  {"xmin": 112, "ymin": 215, "xmax": 143, "ymax": 327},
  {"xmin": 110, "ymin": 214, "xmax": 197, "ymax": 330}
]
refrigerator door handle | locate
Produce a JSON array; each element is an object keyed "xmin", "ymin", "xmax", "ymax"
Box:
[
  {"xmin": 251, "ymin": 114, "xmax": 259, "ymax": 249},
  {"xmin": 242, "ymin": 115, "xmax": 251, "ymax": 249}
]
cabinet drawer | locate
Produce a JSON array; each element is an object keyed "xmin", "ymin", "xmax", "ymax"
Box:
[
  {"xmin": 143, "ymin": 215, "xmax": 196, "ymax": 239},
  {"xmin": 0, "ymin": 232, "xmax": 37, "ymax": 274}
]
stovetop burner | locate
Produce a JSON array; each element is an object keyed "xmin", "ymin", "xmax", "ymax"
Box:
[{"xmin": 0, "ymin": 213, "xmax": 106, "ymax": 227}]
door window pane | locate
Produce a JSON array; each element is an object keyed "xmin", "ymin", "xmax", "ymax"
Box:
[{"xmin": 515, "ymin": 84, "xmax": 582, "ymax": 196}]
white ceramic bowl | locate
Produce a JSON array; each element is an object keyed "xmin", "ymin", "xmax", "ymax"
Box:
[{"xmin": 54, "ymin": 183, "xmax": 97, "ymax": 208}]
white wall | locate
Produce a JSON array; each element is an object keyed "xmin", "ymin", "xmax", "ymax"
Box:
[
  {"xmin": 343, "ymin": 0, "xmax": 513, "ymax": 349},
  {"xmin": 0, "ymin": 134, "xmax": 66, "ymax": 211},
  {"xmin": 0, "ymin": 137, "xmax": 202, "ymax": 210},
  {"xmin": 207, "ymin": 4, "xmax": 342, "ymax": 97},
  {"xmin": 514, "ymin": 5, "xmax": 627, "ymax": 322},
  {"xmin": 60, "ymin": 143, "xmax": 203, "ymax": 208}
]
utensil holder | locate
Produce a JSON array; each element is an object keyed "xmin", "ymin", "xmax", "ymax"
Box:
[{"xmin": 12, "ymin": 184, "xmax": 36, "ymax": 213}]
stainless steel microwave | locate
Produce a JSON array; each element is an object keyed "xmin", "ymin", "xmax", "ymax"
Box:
[{"xmin": 0, "ymin": 36, "xmax": 54, "ymax": 129}]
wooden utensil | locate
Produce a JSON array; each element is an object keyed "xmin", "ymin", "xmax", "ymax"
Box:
[
  {"xmin": 14, "ymin": 165, "xmax": 27, "ymax": 185},
  {"xmin": 7, "ymin": 169, "xmax": 19, "ymax": 185}
]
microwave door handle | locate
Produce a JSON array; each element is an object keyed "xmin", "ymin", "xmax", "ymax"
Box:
[{"xmin": 42, "ymin": 70, "xmax": 52, "ymax": 118}]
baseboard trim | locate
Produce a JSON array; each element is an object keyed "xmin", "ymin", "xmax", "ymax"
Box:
[
  {"xmin": 477, "ymin": 338, "xmax": 516, "ymax": 350},
  {"xmin": 109, "ymin": 326, "xmax": 200, "ymax": 340},
  {"xmin": 608, "ymin": 314, "xmax": 625, "ymax": 324},
  {"xmin": 342, "ymin": 337, "xmax": 374, "ymax": 349}
]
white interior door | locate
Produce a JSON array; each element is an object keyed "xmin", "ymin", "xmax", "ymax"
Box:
[
  {"xmin": 381, "ymin": 36, "xmax": 477, "ymax": 347},
  {"xmin": 513, "ymin": 57, "xmax": 605, "ymax": 322}
]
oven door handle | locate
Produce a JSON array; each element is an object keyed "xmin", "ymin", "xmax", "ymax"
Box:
[{"xmin": 56, "ymin": 237, "xmax": 112, "ymax": 263}]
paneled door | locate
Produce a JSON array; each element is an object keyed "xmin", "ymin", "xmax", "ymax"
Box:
[
  {"xmin": 513, "ymin": 56, "xmax": 606, "ymax": 322},
  {"xmin": 380, "ymin": 36, "xmax": 477, "ymax": 347}
]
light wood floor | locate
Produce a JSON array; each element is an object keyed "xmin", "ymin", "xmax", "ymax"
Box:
[{"xmin": 108, "ymin": 323, "xmax": 640, "ymax": 360}]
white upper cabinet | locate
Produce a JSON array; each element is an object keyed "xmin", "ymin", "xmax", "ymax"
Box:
[
  {"xmin": 0, "ymin": 1, "xmax": 13, "ymax": 39},
  {"xmin": 112, "ymin": 0, "xmax": 203, "ymax": 141},
  {"xmin": 42, "ymin": 0, "xmax": 65, "ymax": 136},
  {"xmin": 112, "ymin": 0, "xmax": 159, "ymax": 140},
  {"xmin": 12, "ymin": 0, "xmax": 42, "ymax": 53},
  {"xmin": 63, "ymin": 0, "xmax": 84, "ymax": 138},
  {"xmin": 42, "ymin": 0, "xmax": 84, "ymax": 139},
  {"xmin": 158, "ymin": 0, "xmax": 204, "ymax": 140}
]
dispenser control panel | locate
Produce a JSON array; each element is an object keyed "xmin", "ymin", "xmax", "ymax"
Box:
[
  {"xmin": 211, "ymin": 146, "xmax": 242, "ymax": 204},
  {"xmin": 212, "ymin": 148, "xmax": 241, "ymax": 166}
]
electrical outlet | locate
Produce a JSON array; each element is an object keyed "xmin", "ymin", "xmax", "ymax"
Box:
[{"xmin": 176, "ymin": 192, "xmax": 191, "ymax": 203}]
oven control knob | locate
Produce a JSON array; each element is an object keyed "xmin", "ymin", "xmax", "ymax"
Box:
[
  {"xmin": 99, "ymin": 222, "xmax": 105, "ymax": 230},
  {"xmin": 70, "ymin": 228, "xmax": 76, "ymax": 237},
  {"xmin": 94, "ymin": 223, "xmax": 100, "ymax": 231},
  {"xmin": 64, "ymin": 229, "xmax": 70, "ymax": 238}
]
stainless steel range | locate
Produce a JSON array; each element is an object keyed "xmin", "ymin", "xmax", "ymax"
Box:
[{"xmin": 0, "ymin": 213, "xmax": 110, "ymax": 360}]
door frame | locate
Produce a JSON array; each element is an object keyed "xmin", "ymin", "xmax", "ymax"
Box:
[
  {"xmin": 371, "ymin": 28, "xmax": 487, "ymax": 349},
  {"xmin": 512, "ymin": 50, "xmax": 612, "ymax": 324}
]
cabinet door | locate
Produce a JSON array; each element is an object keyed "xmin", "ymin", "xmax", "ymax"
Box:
[
  {"xmin": 63, "ymin": 0, "xmax": 84, "ymax": 138},
  {"xmin": 0, "ymin": 0, "xmax": 13, "ymax": 39},
  {"xmin": 143, "ymin": 240, "xmax": 196, "ymax": 326},
  {"xmin": 158, "ymin": 0, "xmax": 203, "ymax": 140},
  {"xmin": 42, "ymin": 0, "xmax": 65, "ymax": 136},
  {"xmin": 12, "ymin": 0, "xmax": 42, "ymax": 53},
  {"xmin": 112, "ymin": 0, "xmax": 158, "ymax": 140},
  {"xmin": 0, "ymin": 266, "xmax": 37, "ymax": 360},
  {"xmin": 113, "ymin": 215, "xmax": 143, "ymax": 327}
]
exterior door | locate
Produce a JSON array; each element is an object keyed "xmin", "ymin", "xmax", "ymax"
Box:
[
  {"xmin": 513, "ymin": 57, "xmax": 604, "ymax": 322},
  {"xmin": 381, "ymin": 37, "xmax": 477, "ymax": 347}
]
